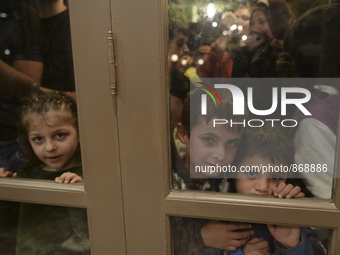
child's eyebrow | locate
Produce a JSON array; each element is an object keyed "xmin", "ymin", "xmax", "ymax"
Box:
[
  {"xmin": 29, "ymin": 134, "xmax": 40, "ymax": 137},
  {"xmin": 52, "ymin": 129, "xmax": 69, "ymax": 134},
  {"xmin": 28, "ymin": 131, "xmax": 41, "ymax": 136},
  {"xmin": 198, "ymin": 133, "xmax": 220, "ymax": 139}
]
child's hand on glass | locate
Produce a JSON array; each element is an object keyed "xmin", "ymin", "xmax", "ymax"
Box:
[
  {"xmin": 0, "ymin": 168, "xmax": 18, "ymax": 178},
  {"xmin": 267, "ymin": 224, "xmax": 300, "ymax": 249},
  {"xmin": 201, "ymin": 220, "xmax": 253, "ymax": 251},
  {"xmin": 242, "ymin": 237, "xmax": 270, "ymax": 255},
  {"xmin": 55, "ymin": 172, "xmax": 83, "ymax": 183},
  {"xmin": 273, "ymin": 183, "xmax": 305, "ymax": 199}
]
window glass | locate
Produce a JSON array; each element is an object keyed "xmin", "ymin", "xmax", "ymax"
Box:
[
  {"xmin": 0, "ymin": 1, "xmax": 87, "ymax": 253},
  {"xmin": 0, "ymin": 0, "xmax": 79, "ymax": 180},
  {"xmin": 0, "ymin": 200, "xmax": 90, "ymax": 255},
  {"xmin": 169, "ymin": 0, "xmax": 340, "ymax": 200},
  {"xmin": 171, "ymin": 216, "xmax": 330, "ymax": 255}
]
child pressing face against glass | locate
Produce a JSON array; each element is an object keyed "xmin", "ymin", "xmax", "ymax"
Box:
[
  {"xmin": 177, "ymin": 117, "xmax": 242, "ymax": 178},
  {"xmin": 232, "ymin": 157, "xmax": 306, "ymax": 251},
  {"xmin": 28, "ymin": 111, "xmax": 79, "ymax": 172},
  {"xmin": 26, "ymin": 108, "xmax": 82, "ymax": 183},
  {"xmin": 176, "ymin": 88, "xmax": 246, "ymax": 181},
  {"xmin": 0, "ymin": 93, "xmax": 85, "ymax": 184},
  {"xmin": 231, "ymin": 141, "xmax": 306, "ymax": 251},
  {"xmin": 235, "ymin": 155, "xmax": 305, "ymax": 199}
]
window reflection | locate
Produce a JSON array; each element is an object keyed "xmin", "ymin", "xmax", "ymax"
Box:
[
  {"xmin": 0, "ymin": 92, "xmax": 86, "ymax": 252},
  {"xmin": 169, "ymin": 0, "xmax": 340, "ymax": 199},
  {"xmin": 172, "ymin": 216, "xmax": 330, "ymax": 255},
  {"xmin": 0, "ymin": 0, "xmax": 43, "ymax": 173},
  {"xmin": 0, "ymin": 0, "xmax": 77, "ymax": 177},
  {"xmin": 0, "ymin": 200, "xmax": 90, "ymax": 254},
  {"xmin": 0, "ymin": 3, "xmax": 86, "ymax": 251},
  {"xmin": 36, "ymin": 0, "xmax": 75, "ymax": 92}
]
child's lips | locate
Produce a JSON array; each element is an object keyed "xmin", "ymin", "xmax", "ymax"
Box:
[{"xmin": 46, "ymin": 155, "xmax": 61, "ymax": 162}]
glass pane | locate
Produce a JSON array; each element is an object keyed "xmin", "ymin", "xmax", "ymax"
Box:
[
  {"xmin": 0, "ymin": 200, "xmax": 90, "ymax": 255},
  {"xmin": 169, "ymin": 0, "xmax": 340, "ymax": 200},
  {"xmin": 172, "ymin": 216, "xmax": 330, "ymax": 255},
  {"xmin": 0, "ymin": 0, "xmax": 79, "ymax": 179}
]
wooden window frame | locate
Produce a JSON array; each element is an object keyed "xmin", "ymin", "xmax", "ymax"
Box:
[{"xmin": 0, "ymin": 0, "xmax": 339, "ymax": 254}]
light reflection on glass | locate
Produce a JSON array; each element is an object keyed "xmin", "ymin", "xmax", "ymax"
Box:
[
  {"xmin": 171, "ymin": 54, "xmax": 179, "ymax": 62},
  {"xmin": 207, "ymin": 3, "xmax": 216, "ymax": 19}
]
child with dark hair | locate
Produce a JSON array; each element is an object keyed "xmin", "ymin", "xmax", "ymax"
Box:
[
  {"xmin": 17, "ymin": 92, "xmax": 81, "ymax": 173},
  {"xmin": 174, "ymin": 87, "xmax": 245, "ymax": 189},
  {"xmin": 0, "ymin": 92, "xmax": 89, "ymax": 255},
  {"xmin": 201, "ymin": 123, "xmax": 326, "ymax": 255},
  {"xmin": 173, "ymin": 87, "xmax": 254, "ymax": 255},
  {"xmin": 231, "ymin": 123, "xmax": 303, "ymax": 197}
]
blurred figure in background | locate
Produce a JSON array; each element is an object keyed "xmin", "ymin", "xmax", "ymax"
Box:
[
  {"xmin": 168, "ymin": 18, "xmax": 191, "ymax": 132},
  {"xmin": 234, "ymin": 6, "xmax": 251, "ymax": 40},
  {"xmin": 0, "ymin": 0, "xmax": 43, "ymax": 173},
  {"xmin": 168, "ymin": 18, "xmax": 192, "ymax": 74},
  {"xmin": 169, "ymin": 68, "xmax": 190, "ymax": 131},
  {"xmin": 0, "ymin": 1, "xmax": 43, "ymax": 253},
  {"xmin": 36, "ymin": 0, "xmax": 76, "ymax": 99},
  {"xmin": 196, "ymin": 6, "xmax": 251, "ymax": 78},
  {"xmin": 282, "ymin": 3, "xmax": 340, "ymax": 200},
  {"xmin": 232, "ymin": 0, "xmax": 295, "ymax": 78}
]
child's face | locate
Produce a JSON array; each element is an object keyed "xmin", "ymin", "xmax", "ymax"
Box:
[
  {"xmin": 188, "ymin": 118, "xmax": 242, "ymax": 176},
  {"xmin": 28, "ymin": 112, "xmax": 79, "ymax": 171},
  {"xmin": 235, "ymin": 156, "xmax": 287, "ymax": 196}
]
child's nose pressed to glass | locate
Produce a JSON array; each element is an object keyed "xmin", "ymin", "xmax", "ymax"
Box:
[
  {"xmin": 234, "ymin": 155, "xmax": 305, "ymax": 199},
  {"xmin": 235, "ymin": 172, "xmax": 286, "ymax": 196}
]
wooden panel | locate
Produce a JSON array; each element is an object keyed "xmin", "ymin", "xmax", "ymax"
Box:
[{"xmin": 0, "ymin": 179, "xmax": 86, "ymax": 207}]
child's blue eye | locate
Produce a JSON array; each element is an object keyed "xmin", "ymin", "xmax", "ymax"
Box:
[
  {"xmin": 202, "ymin": 137, "xmax": 214, "ymax": 143},
  {"xmin": 271, "ymin": 175, "xmax": 283, "ymax": 181},
  {"xmin": 227, "ymin": 139, "xmax": 240, "ymax": 147},
  {"xmin": 246, "ymin": 171, "xmax": 257, "ymax": 178}
]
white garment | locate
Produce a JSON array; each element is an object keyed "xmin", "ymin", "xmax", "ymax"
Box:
[{"xmin": 294, "ymin": 118, "xmax": 335, "ymax": 199}]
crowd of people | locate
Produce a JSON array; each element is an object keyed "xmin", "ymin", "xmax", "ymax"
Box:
[{"xmin": 170, "ymin": 0, "xmax": 340, "ymax": 254}]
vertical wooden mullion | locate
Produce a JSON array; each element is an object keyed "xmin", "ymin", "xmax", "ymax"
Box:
[{"xmin": 68, "ymin": 0, "xmax": 126, "ymax": 254}]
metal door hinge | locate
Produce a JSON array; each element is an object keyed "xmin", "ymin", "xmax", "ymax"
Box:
[{"xmin": 108, "ymin": 31, "xmax": 117, "ymax": 95}]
